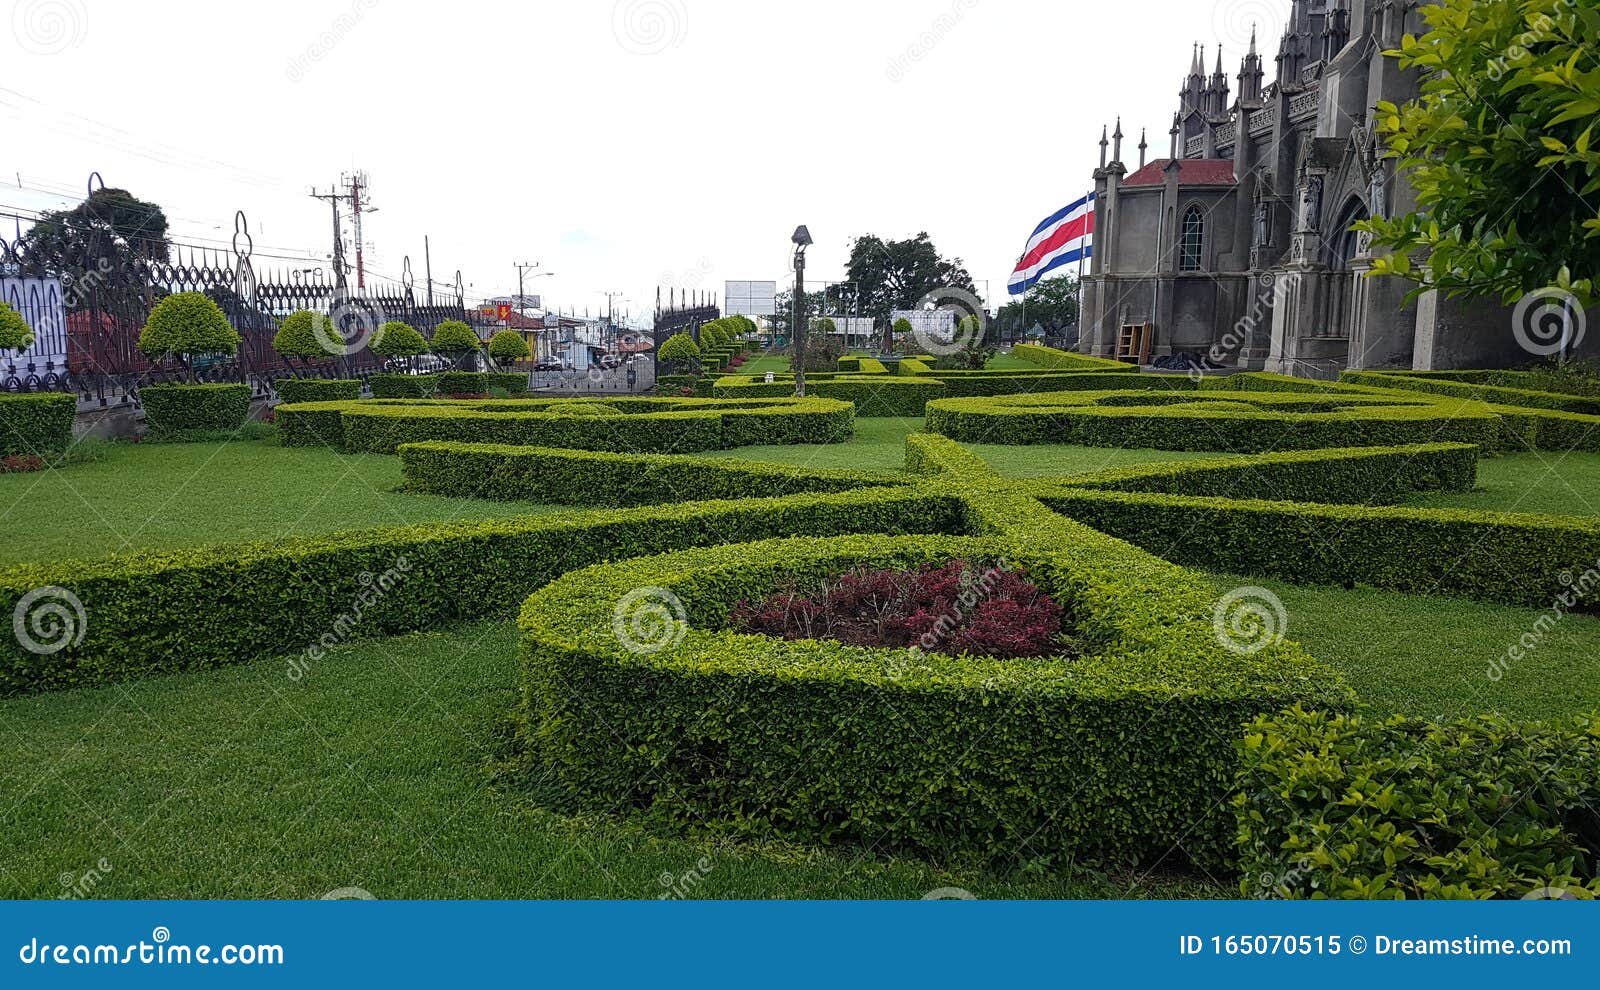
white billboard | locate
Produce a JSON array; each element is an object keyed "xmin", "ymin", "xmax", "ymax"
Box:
[{"xmin": 725, "ymin": 280, "xmax": 778, "ymax": 317}]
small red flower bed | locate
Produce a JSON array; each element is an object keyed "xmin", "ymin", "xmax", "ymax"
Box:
[{"xmin": 729, "ymin": 559, "xmax": 1066, "ymax": 660}]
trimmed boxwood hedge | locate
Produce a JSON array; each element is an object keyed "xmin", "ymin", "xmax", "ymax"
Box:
[
  {"xmin": 1011, "ymin": 343, "xmax": 1128, "ymax": 370},
  {"xmin": 521, "ymin": 525, "xmax": 1348, "ymax": 867},
  {"xmin": 140, "ymin": 383, "xmax": 251, "ymax": 440},
  {"xmin": 400, "ymin": 441, "xmax": 903, "ymax": 506},
  {"xmin": 1236, "ymin": 707, "xmax": 1600, "ymax": 899},
  {"xmin": 0, "ymin": 484, "xmax": 961, "ymax": 697},
  {"xmin": 0, "ymin": 393, "xmax": 75, "ymax": 457},
  {"xmin": 277, "ymin": 396, "xmax": 856, "ymax": 454},
  {"xmin": 926, "ymin": 389, "xmax": 1504, "ymax": 452},
  {"xmin": 369, "ymin": 373, "xmax": 437, "ymax": 399},
  {"xmin": 712, "ymin": 370, "xmax": 1180, "ymax": 416},
  {"xmin": 274, "ymin": 379, "xmax": 361, "ymax": 404},
  {"xmin": 1342, "ymin": 369, "xmax": 1600, "ymax": 415}
]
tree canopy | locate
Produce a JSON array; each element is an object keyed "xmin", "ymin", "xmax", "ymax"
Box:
[
  {"xmin": 1359, "ymin": 0, "xmax": 1600, "ymax": 307},
  {"xmin": 659, "ymin": 332, "xmax": 700, "ymax": 369},
  {"xmin": 18, "ymin": 188, "xmax": 170, "ymax": 303},
  {"xmin": 430, "ymin": 320, "xmax": 481, "ymax": 355},
  {"xmin": 487, "ymin": 329, "xmax": 531, "ymax": 364},
  {"xmin": 137, "ymin": 292, "xmax": 239, "ymax": 365},
  {"xmin": 371, "ymin": 321, "xmax": 428, "ymax": 358},
  {"xmin": 995, "ymin": 274, "xmax": 1081, "ymax": 338},
  {"xmin": 844, "ymin": 233, "xmax": 977, "ymax": 322},
  {"xmin": 272, "ymin": 310, "xmax": 340, "ymax": 360},
  {"xmin": 0, "ymin": 302, "xmax": 35, "ymax": 353}
]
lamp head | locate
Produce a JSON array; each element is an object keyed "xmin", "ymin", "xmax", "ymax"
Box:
[{"xmin": 791, "ymin": 225, "xmax": 813, "ymax": 247}]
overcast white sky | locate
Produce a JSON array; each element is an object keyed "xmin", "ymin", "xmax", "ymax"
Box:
[{"xmin": 2, "ymin": 0, "xmax": 1289, "ymax": 324}]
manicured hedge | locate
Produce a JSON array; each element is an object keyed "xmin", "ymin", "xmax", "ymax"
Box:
[
  {"xmin": 400, "ymin": 441, "xmax": 904, "ymax": 506},
  {"xmin": 1042, "ymin": 487, "xmax": 1600, "ymax": 608},
  {"xmin": 1011, "ymin": 343, "xmax": 1127, "ymax": 370},
  {"xmin": 140, "ymin": 383, "xmax": 251, "ymax": 441},
  {"xmin": 521, "ymin": 527, "xmax": 1348, "ymax": 867},
  {"xmin": 926, "ymin": 389, "xmax": 1504, "ymax": 452},
  {"xmin": 436, "ymin": 371, "xmax": 490, "ymax": 395},
  {"xmin": 713, "ymin": 371, "xmax": 1179, "ymax": 417},
  {"xmin": 485, "ymin": 372, "xmax": 529, "ymax": 395},
  {"xmin": 1062, "ymin": 443, "xmax": 1480, "ymax": 506},
  {"xmin": 277, "ymin": 396, "xmax": 856, "ymax": 454},
  {"xmin": 0, "ymin": 485, "xmax": 962, "ymax": 697},
  {"xmin": 1342, "ymin": 370, "xmax": 1600, "ymax": 415},
  {"xmin": 1236, "ymin": 708, "xmax": 1600, "ymax": 899},
  {"xmin": 369, "ymin": 373, "xmax": 437, "ymax": 399},
  {"xmin": 274, "ymin": 379, "xmax": 361, "ymax": 404},
  {"xmin": 0, "ymin": 393, "xmax": 75, "ymax": 457}
]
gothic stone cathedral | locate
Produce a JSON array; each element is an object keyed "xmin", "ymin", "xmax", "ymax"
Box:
[{"xmin": 1079, "ymin": 0, "xmax": 1577, "ymax": 376}]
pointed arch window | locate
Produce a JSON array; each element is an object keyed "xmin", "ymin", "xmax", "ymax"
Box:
[{"xmin": 1179, "ymin": 206, "xmax": 1205, "ymax": 271}]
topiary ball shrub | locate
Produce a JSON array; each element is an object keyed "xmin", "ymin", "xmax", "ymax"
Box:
[
  {"xmin": 272, "ymin": 310, "xmax": 340, "ymax": 361},
  {"xmin": 430, "ymin": 320, "xmax": 481, "ymax": 358},
  {"xmin": 0, "ymin": 301, "xmax": 37, "ymax": 353},
  {"xmin": 487, "ymin": 330, "xmax": 531, "ymax": 367},
  {"xmin": 141, "ymin": 383, "xmax": 251, "ymax": 441},
  {"xmin": 729, "ymin": 560, "xmax": 1067, "ymax": 659},
  {"xmin": 137, "ymin": 293, "xmax": 240, "ymax": 371},
  {"xmin": 371, "ymin": 321, "xmax": 428, "ymax": 360}
]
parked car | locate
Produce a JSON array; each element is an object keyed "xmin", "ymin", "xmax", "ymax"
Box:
[
  {"xmin": 533, "ymin": 358, "xmax": 569, "ymax": 372},
  {"xmin": 598, "ymin": 354, "xmax": 622, "ymax": 370}
]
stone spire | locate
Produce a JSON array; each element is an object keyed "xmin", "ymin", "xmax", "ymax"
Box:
[
  {"xmin": 1238, "ymin": 23, "xmax": 1265, "ymax": 106},
  {"xmin": 1169, "ymin": 113, "xmax": 1180, "ymax": 159},
  {"xmin": 1112, "ymin": 117, "xmax": 1124, "ymax": 164},
  {"xmin": 1138, "ymin": 128, "xmax": 1148, "ymax": 168},
  {"xmin": 1099, "ymin": 124, "xmax": 1109, "ymax": 169}
]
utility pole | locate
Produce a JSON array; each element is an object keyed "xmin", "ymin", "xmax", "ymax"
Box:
[
  {"xmin": 516, "ymin": 261, "xmax": 542, "ymax": 314},
  {"xmin": 309, "ymin": 186, "xmax": 347, "ymax": 292},
  {"xmin": 425, "ymin": 235, "xmax": 434, "ymax": 307},
  {"xmin": 343, "ymin": 171, "xmax": 370, "ymax": 290}
]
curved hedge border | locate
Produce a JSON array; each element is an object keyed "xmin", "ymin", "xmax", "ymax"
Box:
[
  {"xmin": 1011, "ymin": 343, "xmax": 1128, "ymax": 370},
  {"xmin": 0, "ymin": 393, "xmax": 75, "ymax": 457},
  {"xmin": 277, "ymin": 396, "xmax": 856, "ymax": 454},
  {"xmin": 521, "ymin": 520, "xmax": 1348, "ymax": 867},
  {"xmin": 400, "ymin": 441, "xmax": 904, "ymax": 506},
  {"xmin": 1342, "ymin": 369, "xmax": 1600, "ymax": 415},
  {"xmin": 713, "ymin": 370, "xmax": 1178, "ymax": 417},
  {"xmin": 926, "ymin": 389, "xmax": 1503, "ymax": 452},
  {"xmin": 0, "ymin": 485, "xmax": 960, "ymax": 697}
]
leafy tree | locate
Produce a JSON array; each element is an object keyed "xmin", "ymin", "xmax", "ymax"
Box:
[
  {"xmin": 430, "ymin": 320, "xmax": 481, "ymax": 362},
  {"xmin": 700, "ymin": 319, "xmax": 730, "ymax": 350},
  {"xmin": 17, "ymin": 188, "xmax": 170, "ymax": 309},
  {"xmin": 487, "ymin": 329, "xmax": 531, "ymax": 368},
  {"xmin": 844, "ymin": 232, "xmax": 977, "ymax": 322},
  {"xmin": 372, "ymin": 320, "xmax": 428, "ymax": 369},
  {"xmin": 0, "ymin": 302, "xmax": 35, "ymax": 353},
  {"xmin": 995, "ymin": 274, "xmax": 1080, "ymax": 338},
  {"xmin": 1359, "ymin": 0, "xmax": 1599, "ymax": 313},
  {"xmin": 137, "ymin": 292, "xmax": 239, "ymax": 380},
  {"xmin": 273, "ymin": 310, "xmax": 339, "ymax": 363},
  {"xmin": 659, "ymin": 331, "xmax": 701, "ymax": 372}
]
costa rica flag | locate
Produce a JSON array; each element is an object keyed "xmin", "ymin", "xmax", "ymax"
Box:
[{"xmin": 1007, "ymin": 193, "xmax": 1094, "ymax": 295}]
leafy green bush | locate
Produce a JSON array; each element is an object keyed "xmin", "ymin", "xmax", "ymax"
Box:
[
  {"xmin": 555, "ymin": 403, "xmax": 622, "ymax": 416},
  {"xmin": 273, "ymin": 379, "xmax": 361, "ymax": 404},
  {"xmin": 272, "ymin": 310, "xmax": 339, "ymax": 361},
  {"xmin": 137, "ymin": 293, "xmax": 240, "ymax": 373},
  {"xmin": 659, "ymin": 332, "xmax": 700, "ymax": 371},
  {"xmin": 487, "ymin": 330, "xmax": 530, "ymax": 366},
  {"xmin": 371, "ymin": 321, "xmax": 428, "ymax": 359},
  {"xmin": 430, "ymin": 320, "xmax": 480, "ymax": 358},
  {"xmin": 140, "ymin": 384, "xmax": 251, "ymax": 441},
  {"xmin": 400, "ymin": 441, "xmax": 902, "ymax": 506},
  {"xmin": 0, "ymin": 485, "xmax": 960, "ymax": 696},
  {"xmin": 0, "ymin": 301, "xmax": 36, "ymax": 352},
  {"xmin": 0, "ymin": 394, "xmax": 74, "ymax": 456},
  {"xmin": 1235, "ymin": 707, "xmax": 1600, "ymax": 899}
]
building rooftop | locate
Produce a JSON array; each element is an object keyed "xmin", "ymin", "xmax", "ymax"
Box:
[{"xmin": 1123, "ymin": 158, "xmax": 1237, "ymax": 187}]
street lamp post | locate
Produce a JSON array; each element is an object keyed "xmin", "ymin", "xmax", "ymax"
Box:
[{"xmin": 791, "ymin": 225, "xmax": 812, "ymax": 398}]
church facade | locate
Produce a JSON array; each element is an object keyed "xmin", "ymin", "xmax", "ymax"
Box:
[{"xmin": 1079, "ymin": 0, "xmax": 1545, "ymax": 376}]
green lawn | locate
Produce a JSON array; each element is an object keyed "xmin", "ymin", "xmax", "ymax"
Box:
[
  {"xmin": 0, "ymin": 621, "xmax": 1218, "ymax": 900},
  {"xmin": 1405, "ymin": 450, "xmax": 1600, "ymax": 518},
  {"xmin": 0, "ymin": 439, "xmax": 566, "ymax": 566},
  {"xmin": 1224, "ymin": 576, "xmax": 1600, "ymax": 721},
  {"xmin": 738, "ymin": 354, "xmax": 791, "ymax": 375}
]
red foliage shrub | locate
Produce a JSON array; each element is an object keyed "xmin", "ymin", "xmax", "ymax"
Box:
[
  {"xmin": 729, "ymin": 559, "xmax": 1065, "ymax": 660},
  {"xmin": 0, "ymin": 454, "xmax": 46, "ymax": 473}
]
